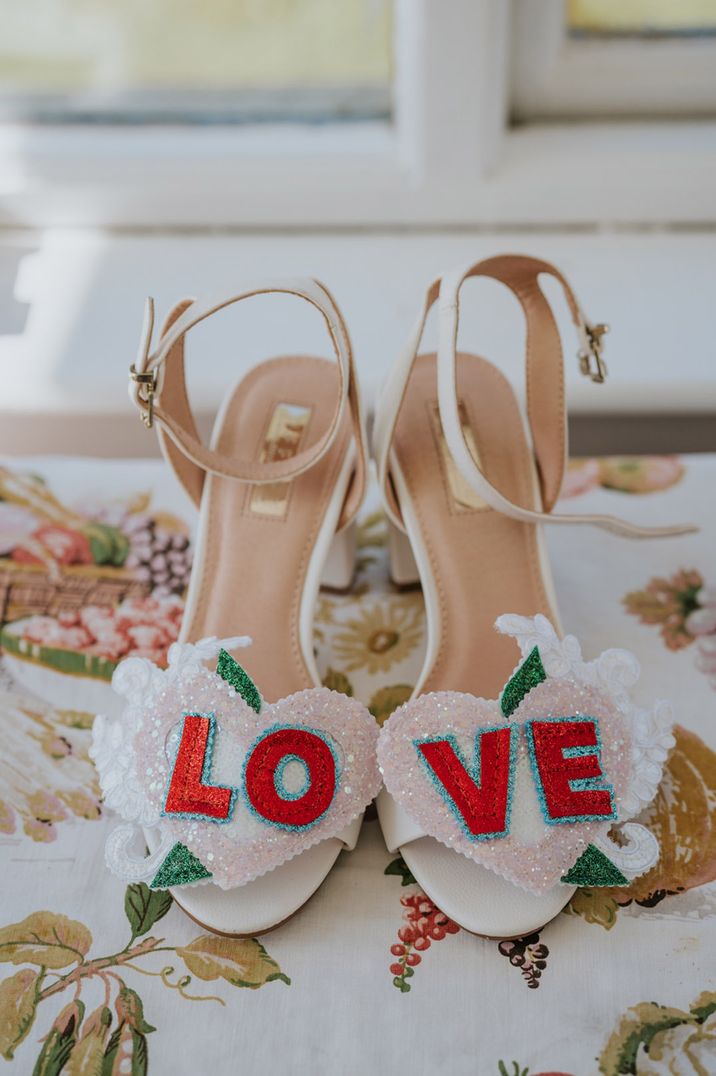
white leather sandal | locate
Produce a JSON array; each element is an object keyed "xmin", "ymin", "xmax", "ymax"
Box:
[
  {"xmin": 373, "ymin": 255, "xmax": 693, "ymax": 938},
  {"xmin": 91, "ymin": 279, "xmax": 381, "ymax": 936}
]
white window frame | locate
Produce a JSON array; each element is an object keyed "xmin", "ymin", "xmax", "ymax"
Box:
[
  {"xmin": 512, "ymin": 0, "xmax": 716, "ymax": 120},
  {"xmin": 0, "ymin": 0, "xmax": 715, "ymax": 229}
]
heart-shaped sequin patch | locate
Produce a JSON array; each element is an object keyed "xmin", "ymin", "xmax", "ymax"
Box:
[
  {"xmin": 378, "ymin": 630, "xmax": 638, "ymax": 895},
  {"xmin": 93, "ymin": 639, "xmax": 380, "ymax": 890}
]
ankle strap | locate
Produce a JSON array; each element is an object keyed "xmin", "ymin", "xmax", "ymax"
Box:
[
  {"xmin": 375, "ymin": 254, "xmax": 696, "ymax": 540},
  {"xmin": 130, "ymin": 279, "xmax": 367, "ymax": 529}
]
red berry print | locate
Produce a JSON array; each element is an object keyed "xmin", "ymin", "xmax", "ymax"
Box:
[{"xmin": 388, "ymin": 891, "xmax": 461, "ymax": 993}]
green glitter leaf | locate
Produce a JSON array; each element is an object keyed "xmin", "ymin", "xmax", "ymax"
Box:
[
  {"xmin": 561, "ymin": 843, "xmax": 629, "ymax": 887},
  {"xmin": 500, "ymin": 646, "xmax": 546, "ymax": 718},
  {"xmin": 150, "ymin": 842, "xmax": 212, "ymax": 890},
  {"xmin": 216, "ymin": 649, "xmax": 262, "ymax": 713}
]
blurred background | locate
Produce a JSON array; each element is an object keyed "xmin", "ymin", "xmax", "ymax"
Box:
[{"xmin": 0, "ymin": 0, "xmax": 714, "ymax": 455}]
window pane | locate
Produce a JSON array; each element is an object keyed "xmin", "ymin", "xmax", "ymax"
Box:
[
  {"xmin": 568, "ymin": 0, "xmax": 716, "ymax": 37},
  {"xmin": 0, "ymin": 0, "xmax": 393, "ymax": 124}
]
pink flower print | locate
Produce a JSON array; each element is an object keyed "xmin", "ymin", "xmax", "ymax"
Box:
[
  {"xmin": 0, "ymin": 799, "xmax": 16, "ymax": 834},
  {"xmin": 561, "ymin": 459, "xmax": 601, "ymax": 499}
]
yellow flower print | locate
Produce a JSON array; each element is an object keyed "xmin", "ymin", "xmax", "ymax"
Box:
[
  {"xmin": 26, "ymin": 790, "xmax": 67, "ymax": 823},
  {"xmin": 56, "ymin": 709, "xmax": 95, "ymax": 730},
  {"xmin": 22, "ymin": 790, "xmax": 67, "ymax": 841},
  {"xmin": 369, "ymin": 684, "xmax": 414, "ymax": 726},
  {"xmin": 0, "ymin": 691, "xmax": 101, "ymax": 843},
  {"xmin": 598, "ymin": 454, "xmax": 685, "ymax": 494},
  {"xmin": 357, "ymin": 509, "xmax": 387, "ymax": 549},
  {"xmin": 321, "ymin": 667, "xmax": 354, "ymax": 697},
  {"xmin": 332, "ymin": 597, "xmax": 424, "ymax": 675},
  {"xmin": 39, "ymin": 731, "xmax": 73, "ymax": 759},
  {"xmin": 600, "ymin": 990, "xmax": 716, "ymax": 1075},
  {"xmin": 58, "ymin": 789, "xmax": 101, "ymax": 820},
  {"xmin": 0, "ymin": 800, "xmax": 15, "ymax": 834},
  {"xmin": 314, "ymin": 596, "xmax": 337, "ymax": 626}
]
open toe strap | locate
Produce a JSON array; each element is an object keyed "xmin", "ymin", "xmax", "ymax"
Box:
[
  {"xmin": 377, "ymin": 790, "xmax": 428, "ymax": 854},
  {"xmin": 374, "ymin": 254, "xmax": 695, "ymax": 539},
  {"xmin": 129, "ymin": 278, "xmax": 367, "ymax": 530}
]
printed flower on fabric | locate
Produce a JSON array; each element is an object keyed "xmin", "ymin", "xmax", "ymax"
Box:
[
  {"xmin": 332, "ymin": 596, "xmax": 424, "ymax": 676},
  {"xmin": 598, "ymin": 455, "xmax": 684, "ymax": 495},
  {"xmin": 625, "ymin": 570, "xmax": 716, "ymax": 690},
  {"xmin": 561, "ymin": 455, "xmax": 684, "ymax": 499},
  {"xmin": 623, "ymin": 569, "xmax": 703, "ymax": 651},
  {"xmin": 378, "ymin": 615, "xmax": 673, "ymax": 896},
  {"xmin": 0, "ymin": 691, "xmax": 101, "ymax": 843},
  {"xmin": 561, "ymin": 458, "xmax": 601, "ymax": 499},
  {"xmin": 91, "ymin": 637, "xmax": 381, "ymax": 891},
  {"xmin": 599, "ymin": 990, "xmax": 716, "ymax": 1075},
  {"xmin": 0, "ymin": 466, "xmax": 192, "ymax": 594}
]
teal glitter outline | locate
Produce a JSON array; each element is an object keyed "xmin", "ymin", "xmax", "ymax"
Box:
[
  {"xmin": 161, "ymin": 710, "xmax": 238, "ymax": 825},
  {"xmin": 273, "ymin": 753, "xmax": 311, "ymax": 801},
  {"xmin": 413, "ymin": 725, "xmax": 519, "ymax": 843},
  {"xmin": 241, "ymin": 722, "xmax": 341, "ymax": 833},
  {"xmin": 525, "ymin": 714, "xmax": 616, "ymax": 826}
]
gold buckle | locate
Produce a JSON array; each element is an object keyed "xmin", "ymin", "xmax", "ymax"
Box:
[
  {"xmin": 129, "ymin": 364, "xmax": 157, "ymax": 428},
  {"xmin": 578, "ymin": 323, "xmax": 609, "ymax": 384}
]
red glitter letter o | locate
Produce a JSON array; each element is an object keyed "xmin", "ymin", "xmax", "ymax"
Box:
[{"xmin": 244, "ymin": 727, "xmax": 337, "ymax": 828}]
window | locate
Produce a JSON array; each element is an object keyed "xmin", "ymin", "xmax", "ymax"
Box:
[
  {"xmin": 569, "ymin": 0, "xmax": 716, "ymax": 37},
  {"xmin": 0, "ymin": 0, "xmax": 392, "ymax": 125},
  {"xmin": 0, "ymin": 1, "xmax": 714, "ymax": 228},
  {"xmin": 512, "ymin": 0, "xmax": 716, "ymax": 120}
]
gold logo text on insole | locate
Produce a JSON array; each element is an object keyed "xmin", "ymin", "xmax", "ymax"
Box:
[
  {"xmin": 432, "ymin": 402, "xmax": 488, "ymax": 512},
  {"xmin": 249, "ymin": 403, "xmax": 312, "ymax": 518}
]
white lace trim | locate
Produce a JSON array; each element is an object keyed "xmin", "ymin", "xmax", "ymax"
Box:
[
  {"xmin": 90, "ymin": 635, "xmax": 252, "ymax": 828},
  {"xmin": 592, "ymin": 823, "xmax": 660, "ymax": 880},
  {"xmin": 104, "ymin": 823, "xmax": 176, "ymax": 884}
]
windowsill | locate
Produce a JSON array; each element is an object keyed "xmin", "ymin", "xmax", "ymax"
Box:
[
  {"xmin": 0, "ymin": 227, "xmax": 714, "ymax": 458},
  {"xmin": 1, "ymin": 120, "xmax": 715, "ymax": 228}
]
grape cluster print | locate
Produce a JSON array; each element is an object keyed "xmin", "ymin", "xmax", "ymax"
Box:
[
  {"xmin": 389, "ymin": 893, "xmax": 460, "ymax": 993},
  {"xmin": 123, "ymin": 515, "xmax": 192, "ymax": 596},
  {"xmin": 497, "ymin": 933, "xmax": 549, "ymax": 989}
]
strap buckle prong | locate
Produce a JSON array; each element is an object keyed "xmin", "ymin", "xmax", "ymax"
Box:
[
  {"xmin": 579, "ymin": 323, "xmax": 609, "ymax": 384},
  {"xmin": 129, "ymin": 364, "xmax": 157, "ymax": 428}
]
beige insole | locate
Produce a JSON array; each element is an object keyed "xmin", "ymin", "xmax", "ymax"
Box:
[
  {"xmin": 393, "ymin": 352, "xmax": 557, "ymax": 699},
  {"xmin": 181, "ymin": 355, "xmax": 351, "ymax": 702}
]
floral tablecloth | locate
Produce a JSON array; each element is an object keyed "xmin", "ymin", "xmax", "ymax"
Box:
[{"xmin": 0, "ymin": 453, "xmax": 714, "ymax": 1076}]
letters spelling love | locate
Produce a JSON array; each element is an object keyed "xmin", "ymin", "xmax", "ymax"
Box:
[{"xmin": 162, "ymin": 710, "xmax": 614, "ymax": 837}]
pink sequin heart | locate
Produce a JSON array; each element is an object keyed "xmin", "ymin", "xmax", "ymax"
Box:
[
  {"xmin": 378, "ymin": 679, "xmax": 633, "ymax": 894},
  {"xmin": 132, "ymin": 666, "xmax": 380, "ymax": 889}
]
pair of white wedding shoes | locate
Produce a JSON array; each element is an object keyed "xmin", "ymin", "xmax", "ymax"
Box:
[{"xmin": 91, "ymin": 255, "xmax": 691, "ymax": 940}]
